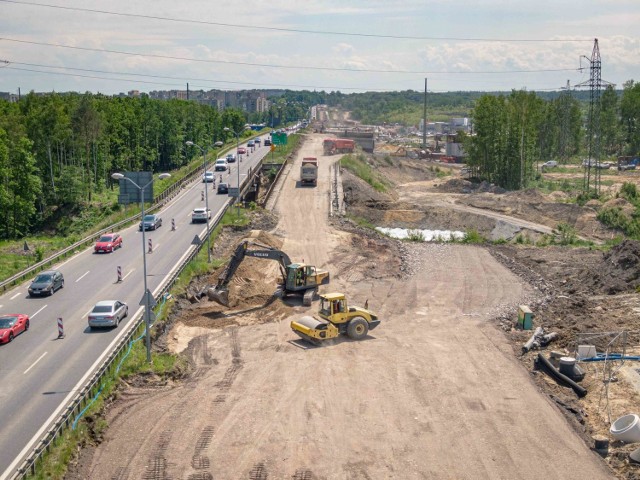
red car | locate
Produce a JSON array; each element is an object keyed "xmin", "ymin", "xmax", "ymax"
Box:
[
  {"xmin": 94, "ymin": 233, "xmax": 122, "ymax": 253},
  {"xmin": 237, "ymin": 147, "xmax": 247, "ymax": 155},
  {"xmin": 0, "ymin": 314, "xmax": 30, "ymax": 344}
]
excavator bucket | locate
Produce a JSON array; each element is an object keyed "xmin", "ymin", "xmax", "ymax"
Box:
[{"xmin": 207, "ymin": 286, "xmax": 229, "ymax": 306}]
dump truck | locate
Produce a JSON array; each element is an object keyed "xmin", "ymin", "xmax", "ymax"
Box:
[
  {"xmin": 323, "ymin": 138, "xmax": 355, "ymax": 155},
  {"xmin": 208, "ymin": 240, "xmax": 330, "ymax": 307},
  {"xmin": 290, "ymin": 292, "xmax": 380, "ymax": 345},
  {"xmin": 300, "ymin": 157, "xmax": 318, "ymax": 186}
]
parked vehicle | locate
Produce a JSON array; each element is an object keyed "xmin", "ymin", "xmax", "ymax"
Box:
[
  {"xmin": 28, "ymin": 270, "xmax": 64, "ymax": 297},
  {"xmin": 215, "ymin": 159, "xmax": 228, "ymax": 172},
  {"xmin": 139, "ymin": 214, "xmax": 162, "ymax": 231},
  {"xmin": 541, "ymin": 160, "xmax": 558, "ymax": 169},
  {"xmin": 203, "ymin": 171, "xmax": 215, "ymax": 182},
  {"xmin": 191, "ymin": 207, "xmax": 211, "ymax": 223},
  {"xmin": 217, "ymin": 183, "xmax": 229, "ymax": 194},
  {"xmin": 226, "ymin": 153, "xmax": 236, "ymax": 163},
  {"xmin": 94, "ymin": 233, "xmax": 122, "ymax": 253},
  {"xmin": 88, "ymin": 300, "xmax": 128, "ymax": 329},
  {"xmin": 300, "ymin": 157, "xmax": 319, "ymax": 186},
  {"xmin": 0, "ymin": 314, "xmax": 30, "ymax": 344}
]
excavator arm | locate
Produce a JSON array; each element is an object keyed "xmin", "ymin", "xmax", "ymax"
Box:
[{"xmin": 209, "ymin": 241, "xmax": 292, "ymax": 306}]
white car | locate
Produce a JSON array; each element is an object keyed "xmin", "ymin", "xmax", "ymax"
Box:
[
  {"xmin": 203, "ymin": 171, "xmax": 215, "ymax": 182},
  {"xmin": 214, "ymin": 159, "xmax": 228, "ymax": 172},
  {"xmin": 191, "ymin": 207, "xmax": 211, "ymax": 223},
  {"xmin": 541, "ymin": 160, "xmax": 558, "ymax": 169}
]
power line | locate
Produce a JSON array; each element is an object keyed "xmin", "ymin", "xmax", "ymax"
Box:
[
  {"xmin": 2, "ymin": 63, "xmax": 393, "ymax": 91},
  {"xmin": 0, "ymin": 0, "xmax": 593, "ymax": 43},
  {"xmin": 0, "ymin": 38, "xmax": 581, "ymax": 76}
]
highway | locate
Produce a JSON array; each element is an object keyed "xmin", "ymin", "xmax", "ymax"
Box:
[{"xmin": 0, "ymin": 138, "xmax": 271, "ymax": 478}]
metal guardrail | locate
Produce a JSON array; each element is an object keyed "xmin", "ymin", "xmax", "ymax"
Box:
[
  {"xmin": 0, "ymin": 160, "xmax": 207, "ymax": 294},
  {"xmin": 7, "ymin": 153, "xmax": 267, "ymax": 480}
]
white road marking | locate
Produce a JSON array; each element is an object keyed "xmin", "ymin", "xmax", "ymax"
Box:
[
  {"xmin": 75, "ymin": 271, "xmax": 90, "ymax": 283},
  {"xmin": 23, "ymin": 352, "xmax": 47, "ymax": 375},
  {"xmin": 151, "ymin": 243, "xmax": 160, "ymax": 252},
  {"xmin": 30, "ymin": 305, "xmax": 47, "ymax": 319},
  {"xmin": 83, "ymin": 307, "xmax": 93, "ymax": 318},
  {"xmin": 122, "ymin": 269, "xmax": 134, "ymax": 281},
  {"xmin": 10, "ymin": 292, "xmax": 21, "ymax": 300}
]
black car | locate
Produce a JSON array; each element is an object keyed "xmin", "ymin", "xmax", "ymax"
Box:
[
  {"xmin": 139, "ymin": 214, "xmax": 162, "ymax": 231},
  {"xmin": 264, "ymin": 139, "xmax": 271, "ymax": 146},
  {"xmin": 217, "ymin": 183, "xmax": 229, "ymax": 194},
  {"xmin": 28, "ymin": 270, "xmax": 64, "ymax": 297}
]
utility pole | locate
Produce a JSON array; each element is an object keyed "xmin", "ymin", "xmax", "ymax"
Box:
[
  {"xmin": 559, "ymin": 80, "xmax": 571, "ymax": 164},
  {"xmin": 422, "ymin": 78, "xmax": 428, "ymax": 149},
  {"xmin": 576, "ymin": 38, "xmax": 614, "ymax": 197}
]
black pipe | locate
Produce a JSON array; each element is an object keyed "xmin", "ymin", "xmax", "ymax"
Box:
[{"xmin": 536, "ymin": 353, "xmax": 588, "ymax": 398}]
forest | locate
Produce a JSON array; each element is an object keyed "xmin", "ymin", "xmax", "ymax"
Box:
[{"xmin": 466, "ymin": 81, "xmax": 640, "ymax": 190}]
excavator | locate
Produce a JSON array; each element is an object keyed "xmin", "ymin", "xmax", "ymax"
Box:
[{"xmin": 208, "ymin": 240, "xmax": 330, "ymax": 307}]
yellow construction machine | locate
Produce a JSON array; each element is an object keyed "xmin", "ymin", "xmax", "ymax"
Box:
[
  {"xmin": 290, "ymin": 292, "xmax": 380, "ymax": 345},
  {"xmin": 209, "ymin": 240, "xmax": 330, "ymax": 307}
]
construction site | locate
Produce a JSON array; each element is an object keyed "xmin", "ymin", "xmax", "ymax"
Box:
[{"xmin": 64, "ymin": 115, "xmax": 640, "ymax": 478}]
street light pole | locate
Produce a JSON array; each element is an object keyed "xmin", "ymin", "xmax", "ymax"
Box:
[
  {"xmin": 224, "ymin": 126, "xmax": 249, "ymax": 218},
  {"xmin": 111, "ymin": 172, "xmax": 170, "ymax": 363},
  {"xmin": 186, "ymin": 140, "xmax": 223, "ymax": 262}
]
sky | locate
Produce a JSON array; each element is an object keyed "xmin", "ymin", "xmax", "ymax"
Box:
[{"xmin": 1, "ymin": 0, "xmax": 639, "ymax": 95}]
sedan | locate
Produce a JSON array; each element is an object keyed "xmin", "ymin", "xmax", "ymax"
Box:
[
  {"xmin": 203, "ymin": 171, "xmax": 215, "ymax": 183},
  {"xmin": 237, "ymin": 147, "xmax": 247, "ymax": 155},
  {"xmin": 28, "ymin": 270, "xmax": 64, "ymax": 297},
  {"xmin": 0, "ymin": 314, "xmax": 30, "ymax": 344},
  {"xmin": 217, "ymin": 183, "xmax": 229, "ymax": 194},
  {"xmin": 94, "ymin": 233, "xmax": 122, "ymax": 253},
  {"xmin": 191, "ymin": 207, "xmax": 211, "ymax": 223},
  {"xmin": 88, "ymin": 300, "xmax": 128, "ymax": 329},
  {"xmin": 226, "ymin": 153, "xmax": 236, "ymax": 163},
  {"xmin": 139, "ymin": 214, "xmax": 162, "ymax": 231}
]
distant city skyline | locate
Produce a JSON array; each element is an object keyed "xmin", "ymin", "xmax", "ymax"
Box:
[{"xmin": 1, "ymin": 0, "xmax": 639, "ymax": 95}]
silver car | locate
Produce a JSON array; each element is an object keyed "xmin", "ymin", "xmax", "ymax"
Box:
[{"xmin": 88, "ymin": 300, "xmax": 128, "ymax": 329}]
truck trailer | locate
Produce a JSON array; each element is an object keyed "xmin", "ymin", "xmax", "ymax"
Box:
[
  {"xmin": 323, "ymin": 138, "xmax": 355, "ymax": 155},
  {"xmin": 300, "ymin": 157, "xmax": 319, "ymax": 186}
]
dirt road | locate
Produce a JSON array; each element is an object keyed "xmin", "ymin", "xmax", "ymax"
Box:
[{"xmin": 75, "ymin": 134, "xmax": 613, "ymax": 479}]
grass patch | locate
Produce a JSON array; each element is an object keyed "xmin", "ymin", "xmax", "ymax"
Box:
[
  {"xmin": 261, "ymin": 133, "xmax": 302, "ymax": 165},
  {"xmin": 462, "ymin": 229, "xmax": 486, "ymax": 244},
  {"xmin": 340, "ymin": 153, "xmax": 388, "ymax": 192}
]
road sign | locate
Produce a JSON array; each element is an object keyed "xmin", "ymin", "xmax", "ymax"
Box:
[
  {"xmin": 270, "ymin": 144, "xmax": 276, "ymax": 152},
  {"xmin": 227, "ymin": 187, "xmax": 239, "ymax": 198},
  {"xmin": 272, "ymin": 132, "xmax": 287, "ymax": 145},
  {"xmin": 191, "ymin": 235, "xmax": 202, "ymax": 246},
  {"xmin": 139, "ymin": 289, "xmax": 157, "ymax": 308}
]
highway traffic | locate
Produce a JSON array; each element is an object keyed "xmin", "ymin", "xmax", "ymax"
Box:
[{"xmin": 0, "ymin": 136, "xmax": 271, "ymax": 479}]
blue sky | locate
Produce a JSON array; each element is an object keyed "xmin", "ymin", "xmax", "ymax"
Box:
[{"xmin": 0, "ymin": 0, "xmax": 639, "ymax": 95}]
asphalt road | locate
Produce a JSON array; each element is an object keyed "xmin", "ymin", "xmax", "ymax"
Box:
[{"xmin": 0, "ymin": 136, "xmax": 272, "ymax": 479}]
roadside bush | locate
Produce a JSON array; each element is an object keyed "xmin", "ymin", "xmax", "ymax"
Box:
[
  {"xmin": 555, "ymin": 222, "xmax": 577, "ymax": 245},
  {"xmin": 619, "ymin": 182, "xmax": 639, "ymax": 203},
  {"xmin": 406, "ymin": 230, "xmax": 425, "ymax": 242},
  {"xmin": 462, "ymin": 229, "xmax": 485, "ymax": 244}
]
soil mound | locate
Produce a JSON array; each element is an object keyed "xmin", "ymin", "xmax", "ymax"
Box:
[{"xmin": 595, "ymin": 240, "xmax": 640, "ymax": 294}]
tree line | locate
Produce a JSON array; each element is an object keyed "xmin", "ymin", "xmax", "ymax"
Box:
[
  {"xmin": 466, "ymin": 81, "xmax": 640, "ymax": 190},
  {"xmin": 0, "ymin": 92, "xmax": 252, "ymax": 239}
]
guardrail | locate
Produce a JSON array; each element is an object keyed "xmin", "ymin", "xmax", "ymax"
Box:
[{"xmin": 7, "ymin": 152, "xmax": 268, "ymax": 480}]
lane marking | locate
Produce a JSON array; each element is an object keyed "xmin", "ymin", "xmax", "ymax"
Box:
[
  {"xmin": 23, "ymin": 352, "xmax": 47, "ymax": 375},
  {"xmin": 122, "ymin": 269, "xmax": 134, "ymax": 281},
  {"xmin": 10, "ymin": 292, "xmax": 21, "ymax": 300},
  {"xmin": 75, "ymin": 271, "xmax": 90, "ymax": 283},
  {"xmin": 83, "ymin": 307, "xmax": 93, "ymax": 318},
  {"xmin": 30, "ymin": 305, "xmax": 47, "ymax": 319}
]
